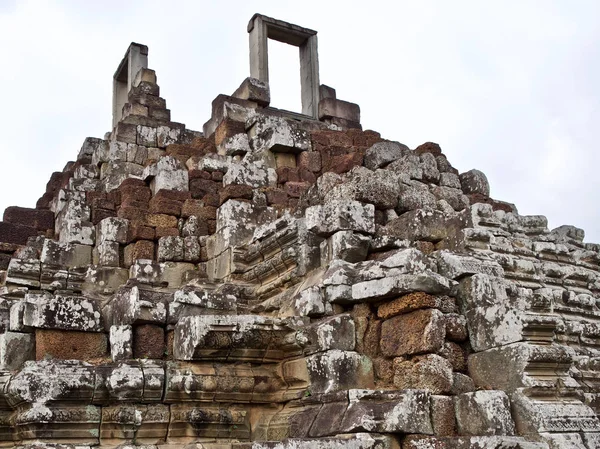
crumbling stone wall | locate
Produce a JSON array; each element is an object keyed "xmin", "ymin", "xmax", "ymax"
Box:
[{"xmin": 0, "ymin": 23, "xmax": 599, "ymax": 449}]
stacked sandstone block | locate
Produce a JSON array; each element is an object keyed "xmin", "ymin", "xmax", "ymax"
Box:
[{"xmin": 0, "ymin": 60, "xmax": 598, "ymax": 449}]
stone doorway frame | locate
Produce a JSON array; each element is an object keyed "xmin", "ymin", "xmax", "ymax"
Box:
[{"xmin": 248, "ymin": 14, "xmax": 320, "ymax": 118}]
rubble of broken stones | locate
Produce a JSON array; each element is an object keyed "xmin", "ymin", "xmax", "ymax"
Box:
[{"xmin": 0, "ymin": 67, "xmax": 598, "ymax": 449}]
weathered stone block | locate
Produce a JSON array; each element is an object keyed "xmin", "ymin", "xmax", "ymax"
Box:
[
  {"xmin": 340, "ymin": 389, "xmax": 433, "ymax": 434},
  {"xmin": 326, "ymin": 230, "xmax": 371, "ymax": 263},
  {"xmin": 384, "ymin": 208, "xmax": 465, "ymax": 242},
  {"xmin": 297, "ymin": 314, "xmax": 355, "ymax": 355},
  {"xmin": 431, "ymin": 395, "xmax": 457, "ymax": 436},
  {"xmin": 174, "ymin": 315, "xmax": 303, "ymax": 362},
  {"xmin": 110, "ymin": 324, "xmax": 133, "ymax": 361},
  {"xmin": 363, "ymin": 141, "xmax": 409, "ymax": 170},
  {"xmin": 157, "ymin": 236, "xmax": 184, "ymax": 262},
  {"xmin": 460, "ymin": 169, "xmax": 490, "ymax": 196},
  {"xmin": 40, "ymin": 239, "xmax": 92, "ymax": 268},
  {"xmin": 302, "ymin": 350, "xmax": 374, "ymax": 394},
  {"xmin": 0, "ymin": 331, "xmax": 34, "ymax": 370},
  {"xmin": 393, "ymin": 354, "xmax": 453, "ymax": 394},
  {"xmin": 352, "ymin": 272, "xmax": 451, "ymax": 303},
  {"xmin": 93, "ymin": 240, "xmax": 120, "ymax": 266},
  {"xmin": 232, "ymin": 77, "xmax": 270, "ymax": 106},
  {"xmin": 96, "ymin": 217, "xmax": 129, "ymax": 244},
  {"xmin": 377, "ymin": 292, "xmax": 454, "ymax": 319},
  {"xmin": 455, "ymin": 390, "xmax": 516, "ymax": 436},
  {"xmin": 35, "ymin": 329, "xmax": 108, "ymax": 360},
  {"xmin": 133, "ymin": 324, "xmax": 165, "ymax": 359},
  {"xmin": 22, "ymin": 292, "xmax": 103, "ymax": 332},
  {"xmin": 436, "ymin": 250, "xmax": 504, "ymax": 280},
  {"xmin": 144, "ymin": 156, "xmax": 189, "ymax": 194},
  {"xmin": 0, "ymin": 221, "xmax": 38, "ymax": 245},
  {"xmin": 458, "ymin": 274, "xmax": 523, "ymax": 352},
  {"xmin": 124, "ymin": 240, "xmax": 155, "ymax": 266},
  {"xmin": 108, "ymin": 285, "xmax": 168, "ymax": 327},
  {"xmin": 305, "ymin": 200, "xmax": 375, "ymax": 237},
  {"xmin": 250, "ymin": 115, "xmax": 310, "ymax": 153},
  {"xmin": 6, "ymin": 259, "xmax": 41, "ymax": 287},
  {"xmin": 380, "ymin": 308, "xmax": 445, "ymax": 357},
  {"xmin": 318, "ymin": 97, "xmax": 360, "ymax": 123},
  {"xmin": 3, "ymin": 207, "xmax": 54, "ymax": 231}
]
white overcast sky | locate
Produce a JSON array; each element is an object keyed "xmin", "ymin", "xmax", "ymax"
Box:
[{"xmin": 1, "ymin": 1, "xmax": 599, "ymax": 241}]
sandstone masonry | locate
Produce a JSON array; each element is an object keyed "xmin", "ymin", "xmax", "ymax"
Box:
[{"xmin": 0, "ymin": 13, "xmax": 597, "ymax": 449}]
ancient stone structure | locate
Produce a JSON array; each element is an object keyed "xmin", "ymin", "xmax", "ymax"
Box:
[{"xmin": 0, "ymin": 14, "xmax": 598, "ymax": 449}]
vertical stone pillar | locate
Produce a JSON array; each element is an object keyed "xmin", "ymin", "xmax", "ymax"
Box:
[
  {"xmin": 249, "ymin": 15, "xmax": 268, "ymax": 83},
  {"xmin": 299, "ymin": 34, "xmax": 319, "ymax": 118},
  {"xmin": 112, "ymin": 42, "xmax": 149, "ymax": 128}
]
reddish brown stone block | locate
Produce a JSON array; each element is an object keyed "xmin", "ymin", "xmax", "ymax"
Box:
[
  {"xmin": 352, "ymin": 134, "xmax": 369, "ymax": 147},
  {"xmin": 297, "ymin": 151, "xmax": 322, "ymax": 172},
  {"xmin": 155, "ymin": 227, "xmax": 180, "ymax": 238},
  {"xmin": 36, "ymin": 192, "xmax": 54, "ymax": 210},
  {"xmin": 90, "ymin": 197, "xmax": 116, "ymax": 211},
  {"xmin": 190, "ymin": 178, "xmax": 220, "ymax": 199},
  {"xmin": 211, "ymin": 171, "xmax": 224, "ymax": 181},
  {"xmin": 0, "ymin": 222, "xmax": 38, "ymax": 245},
  {"xmin": 415, "ymin": 241, "xmax": 435, "ymax": 255},
  {"xmin": 107, "ymin": 190, "xmax": 122, "ymax": 205},
  {"xmin": 363, "ymin": 129, "xmax": 382, "ymax": 140},
  {"xmin": 415, "ymin": 142, "xmax": 442, "ymax": 157},
  {"xmin": 134, "ymin": 324, "xmax": 165, "ymax": 359},
  {"xmin": 149, "ymin": 198, "xmax": 181, "ymax": 216},
  {"xmin": 0, "ymin": 242, "xmax": 21, "ymax": 253},
  {"xmin": 166, "ymin": 144, "xmax": 201, "ymax": 160},
  {"xmin": 154, "ymin": 189, "xmax": 191, "ymax": 202},
  {"xmin": 3, "ymin": 207, "xmax": 54, "ymax": 232},
  {"xmin": 214, "ymin": 118, "xmax": 245, "ymax": 146},
  {"xmin": 124, "ymin": 240, "xmax": 155, "ymax": 265},
  {"xmin": 264, "ymin": 187, "xmax": 288, "ymax": 205},
  {"xmin": 380, "ymin": 309, "xmax": 445, "ymax": 357},
  {"xmin": 120, "ymin": 198, "xmax": 150, "ymax": 210},
  {"xmin": 181, "ymin": 200, "xmax": 217, "ymax": 220},
  {"xmin": 467, "ymin": 194, "xmax": 515, "ymax": 213},
  {"xmin": 299, "ymin": 168, "xmax": 317, "ymax": 183},
  {"xmin": 119, "ymin": 178, "xmax": 152, "ymax": 202},
  {"xmin": 377, "ymin": 292, "xmax": 439, "ymax": 319},
  {"xmin": 189, "ymin": 169, "xmax": 212, "ymax": 180},
  {"xmin": 146, "ymin": 213, "xmax": 178, "ymax": 228},
  {"xmin": 207, "ymin": 220, "xmax": 217, "ymax": 234},
  {"xmin": 329, "ymin": 152, "xmax": 363, "ymax": 174},
  {"xmin": 0, "ymin": 253, "xmax": 11, "ymax": 270},
  {"xmin": 92, "ymin": 208, "xmax": 116, "ymax": 225},
  {"xmin": 127, "ymin": 222, "xmax": 155, "ymax": 242},
  {"xmin": 285, "ymin": 181, "xmax": 310, "ymax": 198},
  {"xmin": 327, "ymin": 131, "xmax": 354, "ymax": 147},
  {"xmin": 311, "ymin": 131, "xmax": 332, "ymax": 146},
  {"xmin": 203, "ymin": 193, "xmax": 220, "ymax": 207},
  {"xmin": 165, "ymin": 330, "xmax": 174, "ymax": 360},
  {"xmin": 36, "ymin": 329, "xmax": 108, "ymax": 361},
  {"xmin": 117, "ymin": 206, "xmax": 148, "ymax": 222},
  {"xmin": 219, "ymin": 184, "xmax": 253, "ymax": 205},
  {"xmin": 45, "ymin": 171, "xmax": 66, "ymax": 195},
  {"xmin": 276, "ymin": 166, "xmax": 299, "ymax": 183}
]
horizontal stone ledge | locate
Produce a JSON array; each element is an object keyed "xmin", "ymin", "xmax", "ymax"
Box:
[
  {"xmin": 350, "ymin": 271, "xmax": 453, "ymax": 303},
  {"xmin": 402, "ymin": 435, "xmax": 549, "ymax": 449},
  {"xmin": 174, "ymin": 315, "xmax": 306, "ymax": 362}
]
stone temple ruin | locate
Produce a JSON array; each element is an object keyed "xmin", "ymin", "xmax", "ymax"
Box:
[{"xmin": 0, "ymin": 13, "xmax": 598, "ymax": 449}]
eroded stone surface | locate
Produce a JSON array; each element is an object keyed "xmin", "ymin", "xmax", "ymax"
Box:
[{"xmin": 0, "ymin": 22, "xmax": 596, "ymax": 449}]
